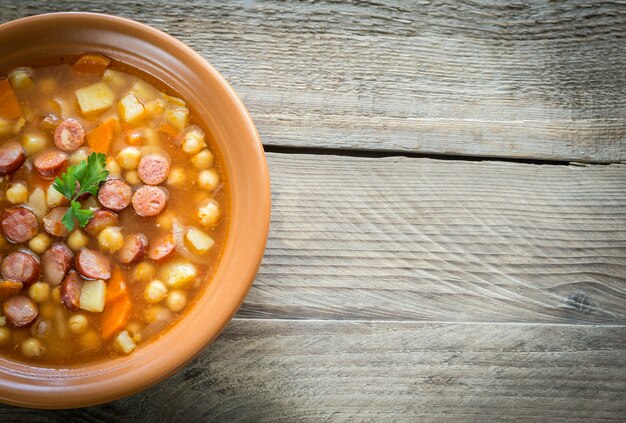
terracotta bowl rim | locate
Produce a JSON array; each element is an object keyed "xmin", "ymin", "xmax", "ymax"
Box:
[{"xmin": 0, "ymin": 12, "xmax": 270, "ymax": 408}]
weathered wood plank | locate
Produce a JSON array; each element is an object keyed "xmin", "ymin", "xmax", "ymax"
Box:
[
  {"xmin": 1, "ymin": 320, "xmax": 624, "ymax": 422},
  {"xmin": 2, "ymin": 1, "xmax": 625, "ymax": 161},
  {"xmin": 235, "ymin": 153, "xmax": 626, "ymax": 324}
]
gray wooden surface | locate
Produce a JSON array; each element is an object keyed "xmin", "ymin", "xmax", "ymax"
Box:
[{"xmin": 1, "ymin": 1, "xmax": 626, "ymax": 422}]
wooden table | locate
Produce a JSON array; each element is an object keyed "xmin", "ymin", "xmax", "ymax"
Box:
[{"xmin": 1, "ymin": 1, "xmax": 625, "ymax": 421}]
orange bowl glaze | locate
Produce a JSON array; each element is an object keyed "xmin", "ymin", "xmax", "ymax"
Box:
[{"xmin": 0, "ymin": 12, "xmax": 270, "ymax": 408}]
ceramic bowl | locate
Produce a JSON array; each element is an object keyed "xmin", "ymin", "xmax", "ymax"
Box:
[{"xmin": 0, "ymin": 12, "xmax": 270, "ymax": 408}]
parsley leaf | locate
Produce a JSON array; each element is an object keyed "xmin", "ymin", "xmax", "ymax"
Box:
[{"xmin": 53, "ymin": 153, "xmax": 109, "ymax": 231}]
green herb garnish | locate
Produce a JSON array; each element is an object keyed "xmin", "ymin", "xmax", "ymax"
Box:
[{"xmin": 53, "ymin": 152, "xmax": 109, "ymax": 231}]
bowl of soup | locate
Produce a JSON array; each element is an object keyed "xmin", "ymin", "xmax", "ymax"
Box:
[{"xmin": 0, "ymin": 13, "xmax": 270, "ymax": 408}]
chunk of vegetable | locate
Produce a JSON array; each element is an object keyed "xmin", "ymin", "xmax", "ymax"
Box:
[
  {"xmin": 6, "ymin": 182, "xmax": 29, "ymax": 204},
  {"xmin": 27, "ymin": 187, "xmax": 48, "ymax": 218},
  {"xmin": 8, "ymin": 68, "xmax": 34, "ymax": 90},
  {"xmin": 130, "ymin": 80, "xmax": 159, "ymax": 102},
  {"xmin": 21, "ymin": 132, "xmax": 48, "ymax": 155},
  {"xmin": 79, "ymin": 279, "xmax": 107, "ymax": 312},
  {"xmin": 28, "ymin": 232, "xmax": 51, "ymax": 254},
  {"xmin": 106, "ymin": 268, "xmax": 127, "ymax": 303},
  {"xmin": 114, "ymin": 330, "xmax": 136, "ymax": 354},
  {"xmin": 181, "ymin": 128, "xmax": 206, "ymax": 155},
  {"xmin": 198, "ymin": 169, "xmax": 219, "ymax": 191},
  {"xmin": 184, "ymin": 227, "xmax": 215, "ymax": 255},
  {"xmin": 197, "ymin": 199, "xmax": 220, "ymax": 228},
  {"xmin": 86, "ymin": 117, "xmax": 115, "ymax": 154},
  {"xmin": 101, "ymin": 293, "xmax": 131, "ymax": 340},
  {"xmin": 75, "ymin": 82, "xmax": 115, "ymax": 114},
  {"xmin": 73, "ymin": 54, "xmax": 111, "ymax": 74},
  {"xmin": 116, "ymin": 147, "xmax": 141, "ymax": 170},
  {"xmin": 163, "ymin": 106, "xmax": 189, "ymax": 131},
  {"xmin": 191, "ymin": 149, "xmax": 213, "ymax": 170},
  {"xmin": 118, "ymin": 92, "xmax": 146, "ymax": 124},
  {"xmin": 0, "ymin": 79, "xmax": 22, "ymax": 120},
  {"xmin": 46, "ymin": 183, "xmax": 67, "ymax": 207},
  {"xmin": 159, "ymin": 260, "xmax": 198, "ymax": 288}
]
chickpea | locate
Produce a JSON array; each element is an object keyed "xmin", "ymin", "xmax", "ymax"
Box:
[
  {"xmin": 6, "ymin": 182, "xmax": 29, "ymax": 204},
  {"xmin": 21, "ymin": 338, "xmax": 44, "ymax": 358},
  {"xmin": 166, "ymin": 290, "xmax": 188, "ymax": 312},
  {"xmin": 51, "ymin": 286, "xmax": 61, "ymax": 303},
  {"xmin": 124, "ymin": 170, "xmax": 140, "ymax": 185},
  {"xmin": 181, "ymin": 129, "xmax": 206, "ymax": 155},
  {"xmin": 68, "ymin": 147, "xmax": 90, "ymax": 165},
  {"xmin": 67, "ymin": 229, "xmax": 89, "ymax": 251},
  {"xmin": 106, "ymin": 157, "xmax": 122, "ymax": 177},
  {"xmin": 144, "ymin": 305, "xmax": 172, "ymax": 324},
  {"xmin": 125, "ymin": 322, "xmax": 143, "ymax": 343},
  {"xmin": 144, "ymin": 280, "xmax": 168, "ymax": 304},
  {"xmin": 68, "ymin": 314, "xmax": 89, "ymax": 335},
  {"xmin": 98, "ymin": 226, "xmax": 124, "ymax": 253},
  {"xmin": 198, "ymin": 169, "xmax": 219, "ymax": 191},
  {"xmin": 21, "ymin": 132, "xmax": 48, "ymax": 155},
  {"xmin": 28, "ymin": 282, "xmax": 51, "ymax": 303},
  {"xmin": 116, "ymin": 147, "xmax": 142, "ymax": 170},
  {"xmin": 79, "ymin": 330, "xmax": 101, "ymax": 351},
  {"xmin": 197, "ymin": 199, "xmax": 220, "ymax": 228},
  {"xmin": 166, "ymin": 167, "xmax": 186, "ymax": 187},
  {"xmin": 156, "ymin": 211, "xmax": 174, "ymax": 231},
  {"xmin": 9, "ymin": 68, "xmax": 33, "ymax": 90},
  {"xmin": 0, "ymin": 327, "xmax": 10, "ymax": 345},
  {"xmin": 134, "ymin": 261, "xmax": 156, "ymax": 283},
  {"xmin": 28, "ymin": 232, "xmax": 52, "ymax": 254},
  {"xmin": 191, "ymin": 149, "xmax": 213, "ymax": 170}
]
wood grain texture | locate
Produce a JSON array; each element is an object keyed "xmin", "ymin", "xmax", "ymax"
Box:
[
  {"xmin": 236, "ymin": 153, "xmax": 626, "ymax": 325},
  {"xmin": 1, "ymin": 1, "xmax": 626, "ymax": 162},
  {"xmin": 2, "ymin": 320, "xmax": 625, "ymax": 422}
]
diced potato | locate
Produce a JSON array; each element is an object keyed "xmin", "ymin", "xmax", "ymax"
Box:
[
  {"xmin": 75, "ymin": 82, "xmax": 115, "ymax": 114},
  {"xmin": 163, "ymin": 106, "xmax": 189, "ymax": 131},
  {"xmin": 6, "ymin": 182, "xmax": 28, "ymax": 204},
  {"xmin": 145, "ymin": 99, "xmax": 166, "ymax": 117},
  {"xmin": 114, "ymin": 330, "xmax": 136, "ymax": 354},
  {"xmin": 27, "ymin": 187, "xmax": 47, "ymax": 218},
  {"xmin": 79, "ymin": 280, "xmax": 107, "ymax": 312},
  {"xmin": 159, "ymin": 260, "xmax": 197, "ymax": 288},
  {"xmin": 28, "ymin": 233, "xmax": 51, "ymax": 254},
  {"xmin": 8, "ymin": 68, "xmax": 34, "ymax": 90},
  {"xmin": 130, "ymin": 80, "xmax": 159, "ymax": 102},
  {"xmin": 102, "ymin": 69, "xmax": 126, "ymax": 90},
  {"xmin": 46, "ymin": 183, "xmax": 66, "ymax": 208},
  {"xmin": 162, "ymin": 93, "xmax": 186, "ymax": 107},
  {"xmin": 21, "ymin": 132, "xmax": 48, "ymax": 155},
  {"xmin": 197, "ymin": 199, "xmax": 220, "ymax": 228},
  {"xmin": 185, "ymin": 227, "xmax": 215, "ymax": 255},
  {"xmin": 118, "ymin": 92, "xmax": 146, "ymax": 124}
]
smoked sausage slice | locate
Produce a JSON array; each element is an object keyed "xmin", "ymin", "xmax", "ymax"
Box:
[{"xmin": 1, "ymin": 207, "xmax": 38, "ymax": 243}]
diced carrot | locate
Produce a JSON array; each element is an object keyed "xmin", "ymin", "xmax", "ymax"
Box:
[
  {"xmin": 106, "ymin": 267, "xmax": 127, "ymax": 304},
  {"xmin": 101, "ymin": 294, "xmax": 131, "ymax": 340},
  {"xmin": 0, "ymin": 79, "xmax": 22, "ymax": 120},
  {"xmin": 86, "ymin": 118, "xmax": 115, "ymax": 154},
  {"xmin": 73, "ymin": 54, "xmax": 111, "ymax": 74},
  {"xmin": 159, "ymin": 122, "xmax": 179, "ymax": 138}
]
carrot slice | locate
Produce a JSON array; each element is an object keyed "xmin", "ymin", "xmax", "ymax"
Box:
[
  {"xmin": 106, "ymin": 267, "xmax": 127, "ymax": 304},
  {"xmin": 101, "ymin": 294, "xmax": 131, "ymax": 340},
  {"xmin": 86, "ymin": 118, "xmax": 115, "ymax": 154},
  {"xmin": 0, "ymin": 79, "xmax": 22, "ymax": 120},
  {"xmin": 73, "ymin": 54, "xmax": 111, "ymax": 74}
]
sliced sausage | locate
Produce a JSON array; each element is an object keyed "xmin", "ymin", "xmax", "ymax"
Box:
[
  {"xmin": 0, "ymin": 141, "xmax": 26, "ymax": 175},
  {"xmin": 119, "ymin": 233, "xmax": 148, "ymax": 264},
  {"xmin": 3, "ymin": 295, "xmax": 38, "ymax": 327},
  {"xmin": 41, "ymin": 242, "xmax": 73, "ymax": 286},
  {"xmin": 54, "ymin": 118, "xmax": 85, "ymax": 151},
  {"xmin": 0, "ymin": 280, "xmax": 23, "ymax": 299},
  {"xmin": 34, "ymin": 149, "xmax": 68, "ymax": 178},
  {"xmin": 97, "ymin": 179, "xmax": 132, "ymax": 212},
  {"xmin": 0, "ymin": 250, "xmax": 41, "ymax": 287},
  {"xmin": 131, "ymin": 185, "xmax": 168, "ymax": 217},
  {"xmin": 138, "ymin": 154, "xmax": 170, "ymax": 185},
  {"xmin": 76, "ymin": 248, "xmax": 111, "ymax": 280},
  {"xmin": 148, "ymin": 233, "xmax": 175, "ymax": 261},
  {"xmin": 85, "ymin": 209, "xmax": 118, "ymax": 236},
  {"xmin": 1, "ymin": 207, "xmax": 38, "ymax": 243},
  {"xmin": 43, "ymin": 206, "xmax": 70, "ymax": 237},
  {"xmin": 60, "ymin": 270, "xmax": 82, "ymax": 311}
]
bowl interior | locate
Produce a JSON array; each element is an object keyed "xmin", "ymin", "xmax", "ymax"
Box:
[{"xmin": 0, "ymin": 13, "xmax": 270, "ymax": 408}]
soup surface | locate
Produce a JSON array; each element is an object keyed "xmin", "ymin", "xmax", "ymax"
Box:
[{"xmin": 0, "ymin": 55, "xmax": 227, "ymax": 365}]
